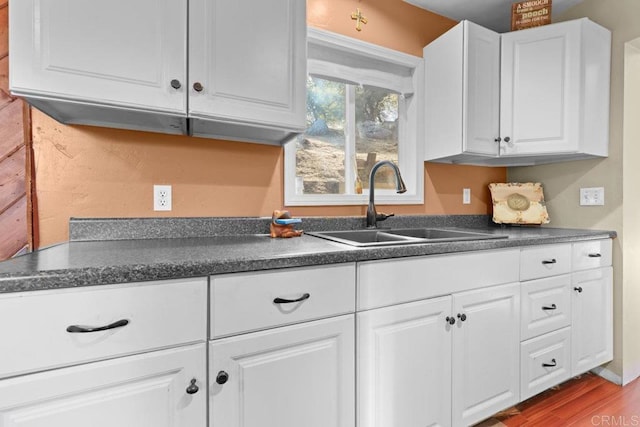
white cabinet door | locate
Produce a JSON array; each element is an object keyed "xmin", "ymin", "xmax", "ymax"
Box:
[
  {"xmin": 464, "ymin": 21, "xmax": 501, "ymax": 156},
  {"xmin": 210, "ymin": 315, "xmax": 355, "ymax": 427},
  {"xmin": 188, "ymin": 0, "xmax": 306, "ymax": 130},
  {"xmin": 425, "ymin": 18, "xmax": 609, "ymax": 165},
  {"xmin": 424, "ymin": 20, "xmax": 500, "ymax": 161},
  {"xmin": 0, "ymin": 344, "xmax": 206, "ymax": 427},
  {"xmin": 357, "ymin": 296, "xmax": 453, "ymax": 427},
  {"xmin": 571, "ymin": 267, "xmax": 613, "ymax": 376},
  {"xmin": 10, "ymin": 0, "xmax": 186, "ymax": 113},
  {"xmin": 452, "ymin": 283, "xmax": 520, "ymax": 427},
  {"xmin": 500, "ymin": 21, "xmax": 580, "ymax": 156}
]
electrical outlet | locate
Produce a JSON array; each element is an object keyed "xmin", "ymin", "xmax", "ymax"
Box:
[
  {"xmin": 463, "ymin": 188, "xmax": 471, "ymax": 204},
  {"xmin": 580, "ymin": 187, "xmax": 604, "ymax": 206},
  {"xmin": 154, "ymin": 185, "xmax": 172, "ymax": 211}
]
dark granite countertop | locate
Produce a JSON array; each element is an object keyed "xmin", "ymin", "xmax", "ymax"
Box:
[{"xmin": 0, "ymin": 216, "xmax": 616, "ymax": 293}]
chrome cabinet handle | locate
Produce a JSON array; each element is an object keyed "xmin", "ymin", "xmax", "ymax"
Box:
[
  {"xmin": 494, "ymin": 137, "xmax": 501, "ymax": 143},
  {"xmin": 574, "ymin": 286, "xmax": 583, "ymax": 293},
  {"xmin": 193, "ymin": 82, "xmax": 204, "ymax": 92},
  {"xmin": 588, "ymin": 253, "xmax": 602, "ymax": 258},
  {"xmin": 274, "ymin": 293, "xmax": 310, "ymax": 304},
  {"xmin": 457, "ymin": 313, "xmax": 467, "ymax": 322},
  {"xmin": 170, "ymin": 79, "xmax": 181, "ymax": 89},
  {"xmin": 503, "ymin": 136, "xmax": 511, "ymax": 143},
  {"xmin": 446, "ymin": 316, "xmax": 456, "ymax": 325},
  {"xmin": 186, "ymin": 378, "xmax": 199, "ymax": 394},
  {"xmin": 66, "ymin": 319, "xmax": 129, "ymax": 333},
  {"xmin": 542, "ymin": 358, "xmax": 557, "ymax": 368},
  {"xmin": 541, "ymin": 259, "xmax": 557, "ymax": 265},
  {"xmin": 542, "ymin": 304, "xmax": 557, "ymax": 311}
]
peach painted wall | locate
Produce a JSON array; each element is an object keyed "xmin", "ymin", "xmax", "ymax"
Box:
[{"xmin": 32, "ymin": 0, "xmax": 506, "ymax": 247}]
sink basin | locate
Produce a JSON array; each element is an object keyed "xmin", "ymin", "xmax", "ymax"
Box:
[
  {"xmin": 306, "ymin": 230, "xmax": 424, "ymax": 247},
  {"xmin": 308, "ymin": 228, "xmax": 507, "ymax": 247},
  {"xmin": 386, "ymin": 228, "xmax": 506, "ymax": 242}
]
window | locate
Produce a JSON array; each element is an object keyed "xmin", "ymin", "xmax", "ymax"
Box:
[{"xmin": 284, "ymin": 28, "xmax": 424, "ymax": 206}]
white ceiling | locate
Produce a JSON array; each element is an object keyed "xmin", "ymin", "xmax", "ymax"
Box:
[{"xmin": 403, "ymin": 0, "xmax": 584, "ymax": 32}]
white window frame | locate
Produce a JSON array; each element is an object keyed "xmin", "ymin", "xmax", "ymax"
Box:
[{"xmin": 284, "ymin": 28, "xmax": 424, "ymax": 206}]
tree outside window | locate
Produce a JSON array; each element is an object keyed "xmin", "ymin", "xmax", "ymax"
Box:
[{"xmin": 296, "ymin": 77, "xmax": 400, "ymax": 195}]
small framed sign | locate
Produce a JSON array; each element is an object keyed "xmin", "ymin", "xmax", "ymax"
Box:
[{"xmin": 511, "ymin": 0, "xmax": 552, "ymax": 31}]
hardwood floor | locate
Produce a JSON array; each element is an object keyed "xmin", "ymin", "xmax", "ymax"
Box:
[{"xmin": 476, "ymin": 373, "xmax": 640, "ymax": 427}]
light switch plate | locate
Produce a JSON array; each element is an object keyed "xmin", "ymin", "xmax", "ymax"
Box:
[
  {"xmin": 463, "ymin": 188, "xmax": 471, "ymax": 204},
  {"xmin": 580, "ymin": 187, "xmax": 604, "ymax": 206}
]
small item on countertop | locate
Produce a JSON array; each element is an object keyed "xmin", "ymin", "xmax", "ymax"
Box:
[
  {"xmin": 489, "ymin": 182, "xmax": 550, "ymax": 225},
  {"xmin": 270, "ymin": 210, "xmax": 304, "ymax": 238},
  {"xmin": 274, "ymin": 218, "xmax": 302, "ymax": 225}
]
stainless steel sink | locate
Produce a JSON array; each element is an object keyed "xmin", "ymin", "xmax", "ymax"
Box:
[
  {"xmin": 385, "ymin": 228, "xmax": 507, "ymax": 242},
  {"xmin": 306, "ymin": 230, "xmax": 425, "ymax": 247},
  {"xmin": 308, "ymin": 228, "xmax": 507, "ymax": 247}
]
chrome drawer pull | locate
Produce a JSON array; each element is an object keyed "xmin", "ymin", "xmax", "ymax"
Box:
[
  {"xmin": 273, "ymin": 293, "xmax": 310, "ymax": 304},
  {"xmin": 542, "ymin": 304, "xmax": 557, "ymax": 311},
  {"xmin": 588, "ymin": 253, "xmax": 602, "ymax": 258},
  {"xmin": 66, "ymin": 319, "xmax": 129, "ymax": 333},
  {"xmin": 445, "ymin": 316, "xmax": 456, "ymax": 325},
  {"xmin": 541, "ymin": 259, "xmax": 557, "ymax": 265},
  {"xmin": 542, "ymin": 358, "xmax": 557, "ymax": 368}
]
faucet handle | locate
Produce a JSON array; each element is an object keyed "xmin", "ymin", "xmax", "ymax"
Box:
[{"xmin": 376, "ymin": 212, "xmax": 394, "ymax": 222}]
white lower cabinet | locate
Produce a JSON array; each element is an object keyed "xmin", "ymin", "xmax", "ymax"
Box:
[
  {"xmin": 520, "ymin": 327, "xmax": 572, "ymax": 401},
  {"xmin": 571, "ymin": 267, "xmax": 613, "ymax": 376},
  {"xmin": 0, "ymin": 240, "xmax": 614, "ymax": 426},
  {"xmin": 357, "ymin": 297, "xmax": 452, "ymax": 427},
  {"xmin": 357, "ymin": 282, "xmax": 520, "ymax": 427},
  {"xmin": 451, "ymin": 283, "xmax": 521, "ymax": 427},
  {"xmin": 0, "ymin": 344, "xmax": 206, "ymax": 427},
  {"xmin": 210, "ymin": 315, "xmax": 355, "ymax": 427}
]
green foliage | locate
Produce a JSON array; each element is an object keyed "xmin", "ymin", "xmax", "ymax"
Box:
[
  {"xmin": 306, "ymin": 77, "xmax": 399, "ymax": 129},
  {"xmin": 306, "ymin": 77, "xmax": 345, "ymax": 127},
  {"xmin": 356, "ymin": 86, "xmax": 398, "ymax": 123}
]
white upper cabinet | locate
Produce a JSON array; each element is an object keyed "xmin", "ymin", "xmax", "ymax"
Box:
[
  {"xmin": 424, "ymin": 21, "xmax": 501, "ymax": 161},
  {"xmin": 500, "ymin": 19, "xmax": 610, "ymax": 158},
  {"xmin": 10, "ymin": 0, "xmax": 306, "ymax": 144},
  {"xmin": 424, "ymin": 18, "xmax": 611, "ymax": 166},
  {"xmin": 188, "ymin": 0, "xmax": 306, "ymax": 143},
  {"xmin": 10, "ymin": 0, "xmax": 188, "ymax": 134},
  {"xmin": 10, "ymin": 0, "xmax": 186, "ymax": 113}
]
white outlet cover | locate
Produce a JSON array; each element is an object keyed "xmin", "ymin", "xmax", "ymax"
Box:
[
  {"xmin": 579, "ymin": 187, "xmax": 604, "ymax": 206},
  {"xmin": 154, "ymin": 185, "xmax": 172, "ymax": 211}
]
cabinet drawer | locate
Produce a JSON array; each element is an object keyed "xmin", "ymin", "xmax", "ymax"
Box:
[
  {"xmin": 572, "ymin": 239, "xmax": 612, "ymax": 272},
  {"xmin": 358, "ymin": 249, "xmax": 519, "ymax": 310},
  {"xmin": 210, "ymin": 263, "xmax": 356, "ymax": 338},
  {"xmin": 520, "ymin": 327, "xmax": 571, "ymax": 401},
  {"xmin": 520, "ymin": 244, "xmax": 572, "ymax": 281},
  {"xmin": 521, "ymin": 275, "xmax": 571, "ymax": 340},
  {"xmin": 0, "ymin": 278, "xmax": 207, "ymax": 379}
]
